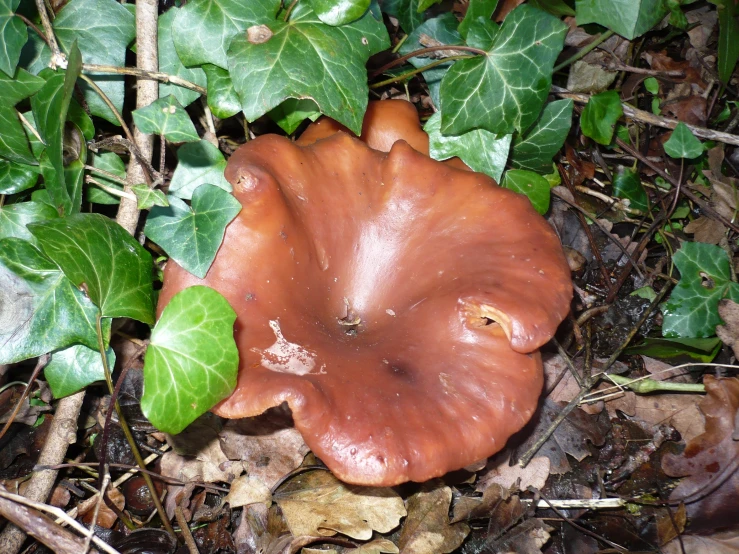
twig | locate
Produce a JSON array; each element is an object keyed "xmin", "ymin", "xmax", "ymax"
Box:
[
  {"xmin": 553, "ymin": 30, "xmax": 615, "ymax": 73},
  {"xmin": 552, "ymin": 86, "xmax": 739, "ymax": 146},
  {"xmin": 0, "ymin": 354, "xmax": 49, "ymax": 442},
  {"xmin": 606, "ymin": 373, "xmax": 705, "ymax": 394},
  {"xmin": 370, "ymin": 45, "xmax": 487, "ymax": 78},
  {"xmin": 83, "ymin": 470, "xmax": 110, "ymax": 553},
  {"xmin": 86, "ymin": 177, "xmax": 137, "ymax": 201},
  {"xmin": 0, "ymin": 391, "xmax": 87, "ymax": 554},
  {"xmin": 82, "ymin": 64, "xmax": 206, "ymax": 95},
  {"xmin": 370, "ymin": 55, "xmax": 476, "ymax": 88},
  {"xmin": 0, "ymin": 488, "xmax": 102, "ymax": 554},
  {"xmin": 34, "ymin": 0, "xmax": 65, "ymax": 69},
  {"xmin": 527, "ymin": 497, "xmax": 626, "ymax": 509},
  {"xmin": 175, "ymin": 506, "xmax": 200, "ymax": 554}
]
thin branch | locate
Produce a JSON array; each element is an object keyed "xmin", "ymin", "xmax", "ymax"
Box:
[
  {"xmin": 553, "ymin": 30, "xmax": 615, "ymax": 73},
  {"xmin": 370, "ymin": 45, "xmax": 487, "ymax": 78},
  {"xmin": 370, "ymin": 55, "xmax": 476, "ymax": 89},
  {"xmin": 34, "ymin": 0, "xmax": 65, "ymax": 69},
  {"xmin": 82, "ymin": 63, "xmax": 206, "ymax": 96}
]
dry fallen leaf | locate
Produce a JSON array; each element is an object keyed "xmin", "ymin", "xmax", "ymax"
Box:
[
  {"xmin": 79, "ymin": 487, "xmax": 125, "ymax": 529},
  {"xmin": 684, "ymin": 216, "xmax": 727, "ymax": 245},
  {"xmin": 664, "ymin": 528, "xmax": 739, "ymax": 554},
  {"xmin": 717, "ymin": 299, "xmax": 739, "ymax": 359},
  {"xmin": 224, "ymin": 475, "xmax": 273, "ymax": 509},
  {"xmin": 273, "ymin": 470, "xmax": 405, "ymax": 540},
  {"xmin": 398, "ymin": 483, "xmax": 469, "ymax": 554},
  {"xmin": 347, "ymin": 538, "xmax": 400, "ymax": 553},
  {"xmin": 662, "ymin": 376, "xmax": 739, "ymax": 533},
  {"xmin": 476, "ymin": 453, "xmax": 550, "ymax": 495}
]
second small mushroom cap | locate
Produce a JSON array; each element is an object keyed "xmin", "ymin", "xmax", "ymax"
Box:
[{"xmin": 157, "ymin": 107, "xmax": 572, "ymax": 486}]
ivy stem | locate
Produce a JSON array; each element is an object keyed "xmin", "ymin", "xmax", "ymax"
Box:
[
  {"xmin": 553, "ymin": 29, "xmax": 615, "ymax": 73},
  {"xmin": 370, "ymin": 45, "xmax": 487, "ymax": 78},
  {"xmin": 283, "ymin": 0, "xmax": 299, "ymax": 21},
  {"xmin": 34, "ymin": 0, "xmax": 64, "ymax": 69},
  {"xmin": 370, "ymin": 54, "xmax": 476, "ymax": 89},
  {"xmin": 95, "ymin": 315, "xmax": 175, "ymax": 536},
  {"xmin": 606, "ymin": 374, "xmax": 705, "ymax": 394}
]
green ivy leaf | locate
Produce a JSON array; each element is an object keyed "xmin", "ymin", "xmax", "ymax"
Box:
[
  {"xmin": 142, "ymin": 285, "xmax": 238, "ymax": 434},
  {"xmin": 529, "ymin": 0, "xmax": 575, "ymax": 17},
  {"xmin": 203, "ymin": 64, "xmax": 241, "ymax": 119},
  {"xmin": 169, "ymin": 140, "xmax": 232, "ymax": 199},
  {"xmin": 580, "ymin": 90, "xmax": 623, "ymax": 145},
  {"xmin": 0, "ymin": 105, "xmax": 36, "ymax": 165},
  {"xmin": 227, "ymin": 2, "xmax": 389, "ymax": 135},
  {"xmin": 424, "ymin": 112, "xmax": 511, "ymax": 182},
  {"xmin": 132, "ymin": 95, "xmax": 200, "ymax": 143},
  {"xmin": 67, "ymin": 99, "xmax": 95, "ymax": 141},
  {"xmin": 663, "ymin": 122, "xmax": 703, "ymax": 159},
  {"xmin": 458, "ymin": 0, "xmax": 498, "ymax": 39},
  {"xmin": 30, "ymin": 43, "xmax": 83, "ymax": 216},
  {"xmin": 612, "ymin": 166, "xmax": 648, "ymax": 211},
  {"xmin": 172, "ymin": 0, "xmax": 280, "ymax": 69},
  {"xmin": 0, "ymin": 237, "xmax": 103, "ymax": 364},
  {"xmin": 28, "ymin": 213, "xmax": 156, "ymax": 324},
  {"xmin": 310, "ymin": 0, "xmax": 371, "ymax": 26},
  {"xmin": 510, "ymin": 99, "xmax": 573, "ymax": 173},
  {"xmin": 0, "ymin": 68, "xmax": 45, "ymax": 105},
  {"xmin": 159, "ymin": 8, "xmax": 206, "ymax": 107},
  {"xmin": 0, "ymin": 201, "xmax": 59, "ymax": 244},
  {"xmin": 0, "ymin": 0, "xmax": 27, "ymax": 77},
  {"xmin": 398, "ymin": 13, "xmax": 462, "ymax": 107},
  {"xmin": 0, "ymin": 159, "xmax": 38, "ymax": 194},
  {"xmin": 131, "ymin": 185, "xmax": 169, "ymax": 210},
  {"xmin": 418, "ymin": 0, "xmax": 442, "ymax": 9},
  {"xmin": 381, "ymin": 0, "xmax": 425, "ymax": 32},
  {"xmin": 662, "ymin": 242, "xmax": 739, "ymax": 338},
  {"xmin": 144, "ymin": 184, "xmax": 241, "ymax": 279},
  {"xmin": 575, "ymin": 0, "xmax": 667, "ymax": 40},
  {"xmin": 47, "ymin": 0, "xmax": 135, "ymax": 124},
  {"xmin": 501, "ymin": 169, "xmax": 551, "ymax": 214},
  {"xmin": 45, "ymin": 345, "xmax": 114, "ymax": 398},
  {"xmin": 87, "ymin": 152, "xmax": 125, "ymax": 205},
  {"xmin": 625, "ymin": 336, "xmax": 721, "ymax": 363},
  {"xmin": 268, "ymin": 98, "xmax": 322, "ymax": 135},
  {"xmin": 465, "ymin": 17, "xmax": 499, "ymax": 50},
  {"xmin": 439, "ymin": 5, "xmax": 567, "ymax": 136}
]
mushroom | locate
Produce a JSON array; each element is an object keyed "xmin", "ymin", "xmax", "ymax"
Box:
[{"xmin": 157, "ymin": 102, "xmax": 572, "ymax": 486}]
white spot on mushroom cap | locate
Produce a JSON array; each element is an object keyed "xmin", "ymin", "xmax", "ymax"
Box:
[{"xmin": 256, "ymin": 320, "xmax": 321, "ymax": 376}]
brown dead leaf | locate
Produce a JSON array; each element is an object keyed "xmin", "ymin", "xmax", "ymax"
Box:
[
  {"xmin": 476, "ymin": 453, "xmax": 550, "ymax": 495},
  {"xmin": 220, "ymin": 409, "xmax": 309, "ymax": 489},
  {"xmin": 225, "ymin": 475, "xmax": 273, "ymax": 509},
  {"xmin": 664, "ymin": 529, "xmax": 739, "ymax": 554},
  {"xmin": 657, "ymin": 503, "xmax": 686, "ymax": 546},
  {"xmin": 233, "ymin": 502, "xmax": 296, "ymax": 554},
  {"xmin": 79, "ymin": 487, "xmax": 125, "ymax": 529},
  {"xmin": 684, "ymin": 216, "xmax": 727, "ymax": 244},
  {"xmin": 717, "ymin": 299, "xmax": 739, "ymax": 359},
  {"xmin": 274, "ymin": 470, "xmax": 405, "ymax": 540},
  {"xmin": 662, "ymin": 376, "xmax": 739, "ymax": 533},
  {"xmin": 348, "ymin": 538, "xmax": 399, "ymax": 553},
  {"xmin": 686, "ymin": 6, "xmax": 718, "ymax": 51},
  {"xmin": 398, "ymin": 483, "xmax": 469, "ymax": 554}
]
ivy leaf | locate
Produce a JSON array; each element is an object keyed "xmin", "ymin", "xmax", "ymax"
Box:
[
  {"xmin": 227, "ymin": 2, "xmax": 389, "ymax": 135},
  {"xmin": 0, "ymin": 68, "xmax": 45, "ymax": 105},
  {"xmin": 510, "ymin": 99, "xmax": 573, "ymax": 173},
  {"xmin": 424, "ymin": 112, "xmax": 511, "ymax": 182},
  {"xmin": 0, "ymin": 105, "xmax": 36, "ymax": 165},
  {"xmin": 131, "ymin": 185, "xmax": 169, "ymax": 210},
  {"xmin": 662, "ymin": 242, "xmax": 739, "ymax": 338},
  {"xmin": 49, "ymin": 0, "xmax": 135, "ymax": 124},
  {"xmin": 381, "ymin": 0, "xmax": 425, "ymax": 32},
  {"xmin": 28, "ymin": 213, "xmax": 156, "ymax": 324},
  {"xmin": 0, "ymin": 237, "xmax": 103, "ymax": 364},
  {"xmin": 612, "ymin": 166, "xmax": 648, "ymax": 212},
  {"xmin": 575, "ymin": 0, "xmax": 668, "ymax": 40},
  {"xmin": 580, "ymin": 90, "xmax": 623, "ymax": 145},
  {"xmin": 132, "ymin": 95, "xmax": 200, "ymax": 143},
  {"xmin": 0, "ymin": 159, "xmax": 39, "ymax": 194},
  {"xmin": 30, "ymin": 43, "xmax": 83, "ymax": 216},
  {"xmin": 45, "ymin": 345, "xmax": 114, "ymax": 399},
  {"xmin": 87, "ymin": 152, "xmax": 125, "ymax": 205},
  {"xmin": 529, "ymin": 0, "xmax": 575, "ymax": 16},
  {"xmin": 0, "ymin": 0, "xmax": 26, "ymax": 77},
  {"xmin": 169, "ymin": 140, "xmax": 232, "ymax": 199},
  {"xmin": 439, "ymin": 5, "xmax": 567, "ymax": 136},
  {"xmin": 159, "ymin": 7, "xmax": 206, "ymax": 107},
  {"xmin": 269, "ymin": 98, "xmax": 322, "ymax": 135},
  {"xmin": 501, "ymin": 169, "xmax": 551, "ymax": 214},
  {"xmin": 141, "ymin": 285, "xmax": 238, "ymax": 434},
  {"xmin": 465, "ymin": 17, "xmax": 498, "ymax": 50},
  {"xmin": 663, "ymin": 122, "xmax": 703, "ymax": 159},
  {"xmin": 172, "ymin": 0, "xmax": 280, "ymax": 69},
  {"xmin": 458, "ymin": 0, "xmax": 498, "ymax": 39},
  {"xmin": 310, "ymin": 0, "xmax": 371, "ymax": 26},
  {"xmin": 203, "ymin": 64, "xmax": 240, "ymax": 119},
  {"xmin": 144, "ymin": 184, "xmax": 241, "ymax": 279},
  {"xmin": 67, "ymin": 99, "xmax": 95, "ymax": 141},
  {"xmin": 398, "ymin": 13, "xmax": 462, "ymax": 107},
  {"xmin": 0, "ymin": 201, "xmax": 59, "ymax": 244}
]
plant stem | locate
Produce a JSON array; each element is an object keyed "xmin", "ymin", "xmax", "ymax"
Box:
[
  {"xmin": 370, "ymin": 45, "xmax": 487, "ymax": 78},
  {"xmin": 283, "ymin": 0, "xmax": 299, "ymax": 21},
  {"xmin": 553, "ymin": 30, "xmax": 615, "ymax": 73},
  {"xmin": 370, "ymin": 55, "xmax": 476, "ymax": 89},
  {"xmin": 82, "ymin": 64, "xmax": 206, "ymax": 96},
  {"xmin": 95, "ymin": 316, "xmax": 175, "ymax": 537},
  {"xmin": 606, "ymin": 374, "xmax": 705, "ymax": 394}
]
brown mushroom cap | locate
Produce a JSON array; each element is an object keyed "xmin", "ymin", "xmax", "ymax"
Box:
[{"xmin": 157, "ymin": 121, "xmax": 571, "ymax": 486}]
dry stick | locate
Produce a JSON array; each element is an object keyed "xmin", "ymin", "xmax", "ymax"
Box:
[
  {"xmin": 0, "ymin": 355, "xmax": 49, "ymax": 442},
  {"xmin": 117, "ymin": 0, "xmax": 158, "ymax": 235},
  {"xmin": 552, "ymin": 86, "xmax": 739, "ymax": 147},
  {"xmin": 0, "ymin": 391, "xmax": 87, "ymax": 553},
  {"xmin": 33, "ymin": 0, "xmax": 63, "ymax": 69},
  {"xmin": 516, "ymin": 283, "xmax": 670, "ymax": 468},
  {"xmin": 369, "ymin": 45, "xmax": 488, "ymax": 78},
  {"xmin": 82, "ymin": 64, "xmax": 206, "ymax": 95},
  {"xmin": 552, "ymin": 30, "xmax": 615, "ymax": 73},
  {"xmin": 0, "ymin": 490, "xmax": 101, "ymax": 554},
  {"xmin": 175, "ymin": 506, "xmax": 200, "ymax": 554}
]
